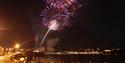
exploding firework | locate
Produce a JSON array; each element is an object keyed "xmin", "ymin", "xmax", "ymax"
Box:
[
  {"xmin": 40, "ymin": 0, "xmax": 81, "ymax": 46},
  {"xmin": 48, "ymin": 20, "xmax": 59, "ymax": 30},
  {"xmin": 41, "ymin": 0, "xmax": 80, "ymax": 30},
  {"xmin": 40, "ymin": 20, "xmax": 59, "ymax": 46}
]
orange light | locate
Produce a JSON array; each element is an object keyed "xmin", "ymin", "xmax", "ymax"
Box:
[
  {"xmin": 20, "ymin": 57, "xmax": 25, "ymax": 61},
  {"xmin": 14, "ymin": 43, "xmax": 20, "ymax": 49}
]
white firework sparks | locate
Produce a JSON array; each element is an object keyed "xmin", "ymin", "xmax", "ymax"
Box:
[
  {"xmin": 40, "ymin": 20, "xmax": 59, "ymax": 46},
  {"xmin": 48, "ymin": 20, "xmax": 59, "ymax": 30}
]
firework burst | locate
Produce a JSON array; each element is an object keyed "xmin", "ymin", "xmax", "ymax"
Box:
[
  {"xmin": 40, "ymin": 0, "xmax": 81, "ymax": 46},
  {"xmin": 41, "ymin": 0, "xmax": 80, "ymax": 30},
  {"xmin": 48, "ymin": 20, "xmax": 59, "ymax": 30}
]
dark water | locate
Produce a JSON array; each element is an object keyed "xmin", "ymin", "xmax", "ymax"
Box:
[{"xmin": 29, "ymin": 54, "xmax": 125, "ymax": 63}]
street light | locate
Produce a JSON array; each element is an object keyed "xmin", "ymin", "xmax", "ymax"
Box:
[{"xmin": 14, "ymin": 43, "xmax": 20, "ymax": 49}]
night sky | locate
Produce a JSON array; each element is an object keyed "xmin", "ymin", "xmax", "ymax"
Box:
[{"xmin": 0, "ymin": 0, "xmax": 125, "ymax": 48}]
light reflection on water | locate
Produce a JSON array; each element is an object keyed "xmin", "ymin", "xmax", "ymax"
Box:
[{"xmin": 29, "ymin": 55, "xmax": 125, "ymax": 63}]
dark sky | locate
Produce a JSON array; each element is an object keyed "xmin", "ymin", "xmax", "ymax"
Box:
[
  {"xmin": 0, "ymin": 0, "xmax": 125, "ymax": 48},
  {"xmin": 0, "ymin": 0, "xmax": 35, "ymax": 48}
]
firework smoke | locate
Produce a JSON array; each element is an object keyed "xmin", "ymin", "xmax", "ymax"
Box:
[{"xmin": 46, "ymin": 37, "xmax": 59, "ymax": 48}]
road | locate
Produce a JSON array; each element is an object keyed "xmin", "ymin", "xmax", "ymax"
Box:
[{"xmin": 0, "ymin": 54, "xmax": 15, "ymax": 63}]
